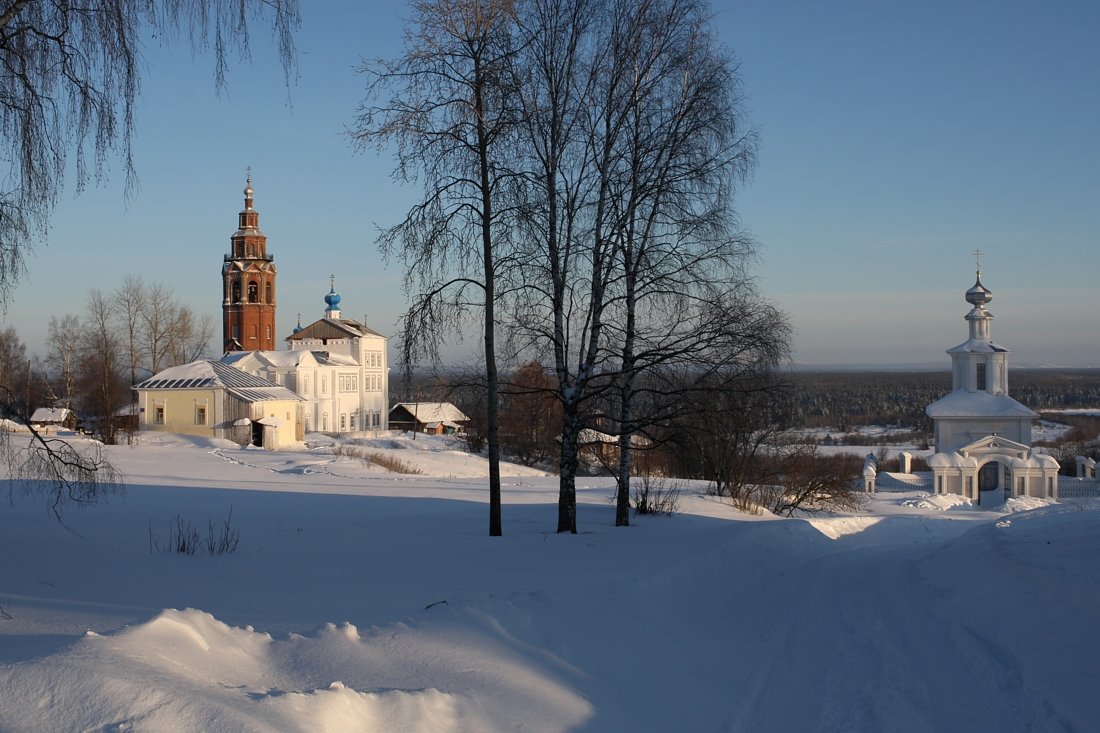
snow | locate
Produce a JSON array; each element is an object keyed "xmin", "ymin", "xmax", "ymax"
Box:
[{"xmin": 2, "ymin": 433, "xmax": 1099, "ymax": 731}]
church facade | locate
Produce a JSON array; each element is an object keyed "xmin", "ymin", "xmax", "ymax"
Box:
[
  {"xmin": 222, "ymin": 284, "xmax": 389, "ymax": 434},
  {"xmin": 924, "ymin": 263, "xmax": 1059, "ymax": 505},
  {"xmin": 215, "ymin": 177, "xmax": 388, "ymax": 434}
]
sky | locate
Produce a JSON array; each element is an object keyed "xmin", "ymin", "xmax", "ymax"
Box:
[{"xmin": 2, "ymin": 0, "xmax": 1097, "ymax": 368}]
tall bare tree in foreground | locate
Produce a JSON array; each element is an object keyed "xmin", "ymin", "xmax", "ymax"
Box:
[
  {"xmin": 353, "ymin": 0, "xmax": 520, "ymax": 536},
  {"xmin": 0, "ymin": 0, "xmax": 299, "ymax": 515},
  {"xmin": 506, "ymin": 0, "xmax": 781, "ymax": 531}
]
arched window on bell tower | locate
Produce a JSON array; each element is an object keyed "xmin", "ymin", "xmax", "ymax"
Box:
[
  {"xmin": 265, "ymin": 282, "xmax": 273, "ymax": 304},
  {"xmin": 248, "ymin": 280, "xmax": 258, "ymax": 303},
  {"xmin": 231, "ymin": 280, "xmax": 241, "ymax": 303}
]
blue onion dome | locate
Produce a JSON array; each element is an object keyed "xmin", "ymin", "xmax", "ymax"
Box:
[
  {"xmin": 965, "ymin": 270, "xmax": 993, "ymax": 307},
  {"xmin": 292, "ymin": 313, "xmax": 303, "ymax": 334},
  {"xmin": 324, "ymin": 286, "xmax": 342, "ymax": 310}
]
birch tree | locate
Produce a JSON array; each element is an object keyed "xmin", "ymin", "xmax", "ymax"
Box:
[
  {"xmin": 0, "ymin": 0, "xmax": 299, "ymax": 303},
  {"xmin": 353, "ymin": 0, "xmax": 520, "ymax": 536}
]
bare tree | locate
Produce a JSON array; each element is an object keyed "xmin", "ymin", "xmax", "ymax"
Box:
[
  {"xmin": 78, "ymin": 290, "xmax": 128, "ymax": 443},
  {"xmin": 588, "ymin": 0, "xmax": 765, "ymax": 526},
  {"xmin": 507, "ymin": 0, "xmax": 622, "ymax": 534},
  {"xmin": 0, "ymin": 326, "xmax": 25, "ymax": 397},
  {"xmin": 503, "ymin": 0, "xmax": 774, "ymax": 532},
  {"xmin": 762, "ymin": 445, "xmax": 865, "ymax": 517},
  {"xmin": 168, "ymin": 307, "xmax": 216, "ymax": 365},
  {"xmin": 353, "ymin": 0, "xmax": 522, "ymax": 536},
  {"xmin": 47, "ymin": 315, "xmax": 82, "ymax": 409},
  {"xmin": 0, "ymin": 0, "xmax": 299, "ymax": 303},
  {"xmin": 115, "ymin": 274, "xmax": 148, "ymax": 386},
  {"xmin": 141, "ymin": 281, "xmax": 180, "ymax": 376}
]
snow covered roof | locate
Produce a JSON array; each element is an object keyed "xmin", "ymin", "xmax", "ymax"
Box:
[
  {"xmin": 222, "ymin": 350, "xmax": 319, "ymax": 370},
  {"xmin": 574, "ymin": 428, "xmax": 651, "ymax": 447},
  {"xmin": 314, "ymin": 351, "xmax": 359, "ymax": 367},
  {"xmin": 391, "ymin": 402, "xmax": 470, "ymax": 424},
  {"xmin": 946, "ymin": 338, "xmax": 1009, "ymax": 354},
  {"xmin": 30, "ymin": 407, "xmax": 74, "ymax": 423},
  {"xmin": 925, "ymin": 390, "xmax": 1037, "ymax": 419},
  {"xmin": 134, "ymin": 361, "xmax": 302, "ymax": 403}
]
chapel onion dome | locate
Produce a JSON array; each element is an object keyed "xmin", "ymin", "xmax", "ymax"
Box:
[
  {"xmin": 292, "ymin": 314, "xmax": 303, "ymax": 335},
  {"xmin": 324, "ymin": 286, "xmax": 342, "ymax": 311},
  {"xmin": 965, "ymin": 270, "xmax": 993, "ymax": 307}
]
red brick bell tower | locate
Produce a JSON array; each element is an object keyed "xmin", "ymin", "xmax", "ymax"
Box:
[{"xmin": 222, "ymin": 176, "xmax": 277, "ymax": 352}]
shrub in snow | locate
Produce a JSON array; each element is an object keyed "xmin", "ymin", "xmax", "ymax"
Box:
[
  {"xmin": 149, "ymin": 506, "xmax": 240, "ymax": 556},
  {"xmin": 631, "ymin": 474, "xmax": 681, "ymax": 517}
]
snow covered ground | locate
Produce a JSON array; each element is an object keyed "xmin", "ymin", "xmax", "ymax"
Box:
[{"xmin": 2, "ymin": 432, "xmax": 1098, "ymax": 731}]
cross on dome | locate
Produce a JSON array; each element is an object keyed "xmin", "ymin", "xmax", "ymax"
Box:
[{"xmin": 965, "ymin": 252, "xmax": 992, "ymax": 307}]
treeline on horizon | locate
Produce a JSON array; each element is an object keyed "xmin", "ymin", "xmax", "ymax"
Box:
[{"xmin": 788, "ymin": 368, "xmax": 1100, "ymax": 432}]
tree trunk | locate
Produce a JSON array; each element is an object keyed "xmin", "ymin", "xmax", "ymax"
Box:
[{"xmin": 557, "ymin": 406, "xmax": 581, "ymax": 533}]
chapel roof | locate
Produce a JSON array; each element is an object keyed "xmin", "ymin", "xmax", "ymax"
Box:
[
  {"xmin": 286, "ymin": 317, "xmax": 385, "ymax": 341},
  {"xmin": 925, "ymin": 390, "xmax": 1038, "ymax": 419}
]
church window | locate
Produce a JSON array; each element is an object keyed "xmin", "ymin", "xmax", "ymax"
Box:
[
  {"xmin": 248, "ymin": 281, "xmax": 259, "ymax": 303},
  {"xmin": 265, "ymin": 282, "xmax": 273, "ymax": 304},
  {"xmin": 976, "ymin": 363, "xmax": 987, "ymax": 391},
  {"xmin": 303, "ymin": 376, "xmax": 310, "ymax": 394},
  {"xmin": 247, "ymin": 244, "xmax": 254, "ymax": 257},
  {"xmin": 266, "ymin": 324, "xmax": 271, "ymax": 340},
  {"xmin": 339, "ymin": 374, "xmax": 357, "ymax": 392},
  {"xmin": 350, "ymin": 413, "xmax": 357, "ymax": 430},
  {"xmin": 322, "ymin": 413, "xmax": 328, "ymax": 431},
  {"xmin": 154, "ymin": 406, "xmax": 165, "ymax": 424},
  {"xmin": 340, "ymin": 414, "xmax": 346, "ymax": 430},
  {"xmin": 232, "ymin": 281, "xmax": 241, "ymax": 303},
  {"xmin": 195, "ymin": 405, "xmax": 207, "ymax": 425},
  {"xmin": 249, "ymin": 324, "xmax": 257, "ymax": 341},
  {"xmin": 936, "ymin": 475, "xmax": 943, "ymax": 494},
  {"xmin": 321, "ymin": 376, "xmax": 327, "ymax": 394}
]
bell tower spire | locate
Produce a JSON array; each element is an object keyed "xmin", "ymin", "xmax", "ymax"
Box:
[{"xmin": 222, "ymin": 173, "xmax": 277, "ymax": 352}]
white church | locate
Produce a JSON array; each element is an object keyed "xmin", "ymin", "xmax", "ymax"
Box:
[
  {"xmin": 215, "ymin": 179, "xmax": 389, "ymax": 435},
  {"xmin": 866, "ymin": 260, "xmax": 1065, "ymax": 505},
  {"xmin": 923, "ymin": 265, "xmax": 1060, "ymax": 505},
  {"xmin": 221, "ymin": 283, "xmax": 389, "ymax": 434}
]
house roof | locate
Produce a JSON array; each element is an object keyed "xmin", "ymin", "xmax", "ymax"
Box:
[
  {"xmin": 286, "ymin": 317, "xmax": 385, "ymax": 342},
  {"xmin": 390, "ymin": 402, "xmax": 470, "ymax": 424},
  {"xmin": 30, "ymin": 407, "xmax": 74, "ymax": 423},
  {"xmin": 134, "ymin": 360, "xmax": 302, "ymax": 403}
]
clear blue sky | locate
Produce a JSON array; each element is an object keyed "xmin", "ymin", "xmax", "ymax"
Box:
[{"xmin": 3, "ymin": 0, "xmax": 1097, "ymax": 368}]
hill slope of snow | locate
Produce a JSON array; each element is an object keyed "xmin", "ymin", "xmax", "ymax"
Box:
[{"xmin": 1, "ymin": 434, "xmax": 1098, "ymax": 731}]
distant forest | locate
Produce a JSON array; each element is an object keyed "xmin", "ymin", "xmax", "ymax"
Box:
[{"xmin": 788, "ymin": 369, "xmax": 1100, "ymax": 432}]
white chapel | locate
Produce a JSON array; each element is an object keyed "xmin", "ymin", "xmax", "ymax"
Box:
[{"xmin": 924, "ymin": 260, "xmax": 1059, "ymax": 504}]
